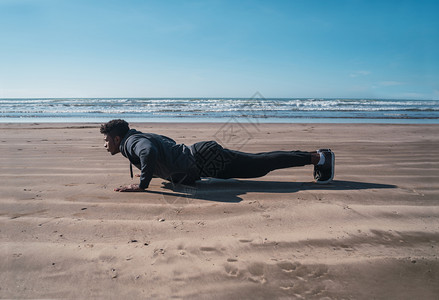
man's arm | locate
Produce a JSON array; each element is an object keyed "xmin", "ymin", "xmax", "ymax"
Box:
[
  {"xmin": 115, "ymin": 139, "xmax": 158, "ymax": 192},
  {"xmin": 137, "ymin": 144, "xmax": 157, "ymax": 189}
]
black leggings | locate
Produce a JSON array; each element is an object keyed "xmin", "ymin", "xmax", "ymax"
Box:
[{"xmin": 192, "ymin": 141, "xmax": 312, "ymax": 179}]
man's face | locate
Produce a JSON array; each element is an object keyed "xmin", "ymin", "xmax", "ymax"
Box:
[{"xmin": 104, "ymin": 134, "xmax": 120, "ymax": 155}]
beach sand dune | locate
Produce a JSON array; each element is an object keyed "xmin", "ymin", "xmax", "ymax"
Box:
[{"xmin": 1, "ymin": 123, "xmax": 438, "ymax": 299}]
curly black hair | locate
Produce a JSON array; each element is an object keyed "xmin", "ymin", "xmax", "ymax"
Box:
[{"xmin": 100, "ymin": 119, "xmax": 130, "ymax": 138}]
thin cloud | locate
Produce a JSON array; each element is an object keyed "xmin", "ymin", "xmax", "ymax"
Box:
[{"xmin": 350, "ymin": 71, "xmax": 371, "ymax": 78}]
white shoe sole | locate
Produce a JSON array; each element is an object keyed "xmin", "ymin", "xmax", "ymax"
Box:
[{"xmin": 315, "ymin": 150, "xmax": 335, "ymax": 184}]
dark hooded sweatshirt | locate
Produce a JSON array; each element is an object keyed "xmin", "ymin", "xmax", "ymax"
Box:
[{"xmin": 119, "ymin": 129, "xmax": 200, "ymax": 189}]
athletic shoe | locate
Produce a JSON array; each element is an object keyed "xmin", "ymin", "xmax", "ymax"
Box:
[{"xmin": 314, "ymin": 149, "xmax": 335, "ymax": 184}]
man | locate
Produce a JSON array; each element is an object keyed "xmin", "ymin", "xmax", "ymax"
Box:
[{"xmin": 101, "ymin": 119, "xmax": 335, "ymax": 192}]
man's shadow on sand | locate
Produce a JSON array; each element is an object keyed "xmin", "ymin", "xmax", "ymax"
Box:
[{"xmin": 145, "ymin": 179, "xmax": 397, "ymax": 203}]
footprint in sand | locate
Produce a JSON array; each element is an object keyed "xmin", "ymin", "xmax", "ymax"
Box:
[
  {"xmin": 279, "ymin": 283, "xmax": 295, "ymax": 290},
  {"xmin": 200, "ymin": 246, "xmax": 217, "ymax": 252},
  {"xmin": 248, "ymin": 276, "xmax": 267, "ymax": 284},
  {"xmin": 247, "ymin": 262, "xmax": 265, "ymax": 277},
  {"xmin": 238, "ymin": 239, "xmax": 253, "ymax": 243},
  {"xmin": 309, "ymin": 264, "xmax": 329, "ymax": 279},
  {"xmin": 224, "ymin": 264, "xmax": 240, "ymax": 277},
  {"xmin": 277, "ymin": 261, "xmax": 299, "ymax": 273},
  {"xmin": 246, "ymin": 262, "xmax": 267, "ymax": 284}
]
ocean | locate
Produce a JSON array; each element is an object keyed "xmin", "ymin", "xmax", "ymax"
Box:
[{"xmin": 0, "ymin": 98, "xmax": 438, "ymax": 123}]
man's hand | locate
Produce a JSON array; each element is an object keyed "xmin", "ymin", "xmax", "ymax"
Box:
[{"xmin": 114, "ymin": 184, "xmax": 144, "ymax": 192}]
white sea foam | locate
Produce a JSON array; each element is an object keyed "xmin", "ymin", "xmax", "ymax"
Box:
[{"xmin": 0, "ymin": 98, "xmax": 438, "ymax": 123}]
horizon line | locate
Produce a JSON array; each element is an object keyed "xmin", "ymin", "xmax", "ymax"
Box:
[{"xmin": 0, "ymin": 97, "xmax": 437, "ymax": 101}]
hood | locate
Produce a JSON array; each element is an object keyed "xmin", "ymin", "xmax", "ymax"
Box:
[{"xmin": 119, "ymin": 129, "xmax": 141, "ymax": 158}]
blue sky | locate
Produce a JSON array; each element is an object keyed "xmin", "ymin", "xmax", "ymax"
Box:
[{"xmin": 1, "ymin": 0, "xmax": 438, "ymax": 99}]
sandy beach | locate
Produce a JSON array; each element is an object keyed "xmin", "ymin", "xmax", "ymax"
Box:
[{"xmin": 1, "ymin": 122, "xmax": 438, "ymax": 299}]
